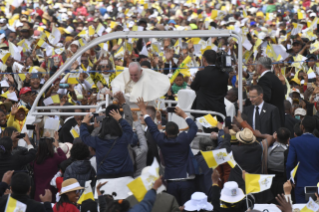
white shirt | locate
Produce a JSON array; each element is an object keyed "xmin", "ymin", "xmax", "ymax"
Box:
[
  {"xmin": 253, "ymin": 101, "xmax": 264, "ymax": 130},
  {"xmin": 260, "ymin": 70, "xmax": 271, "ymax": 78}
]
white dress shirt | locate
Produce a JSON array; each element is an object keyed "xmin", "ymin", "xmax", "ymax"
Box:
[
  {"xmin": 260, "ymin": 70, "xmax": 271, "ymax": 78},
  {"xmin": 253, "ymin": 101, "xmax": 264, "ymax": 130}
]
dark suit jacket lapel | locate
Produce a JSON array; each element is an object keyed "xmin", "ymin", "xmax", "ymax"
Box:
[
  {"xmin": 247, "ymin": 105, "xmax": 254, "ymax": 126},
  {"xmin": 260, "ymin": 103, "xmax": 268, "ymax": 120}
]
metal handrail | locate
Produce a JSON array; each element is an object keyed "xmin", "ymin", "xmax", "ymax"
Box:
[{"xmin": 29, "ymin": 30, "xmax": 243, "ymax": 116}]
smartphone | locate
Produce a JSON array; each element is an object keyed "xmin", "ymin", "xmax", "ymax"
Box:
[
  {"xmin": 225, "ymin": 116, "xmax": 232, "ymax": 129},
  {"xmin": 167, "ymin": 107, "xmax": 176, "ymax": 113},
  {"xmin": 17, "ymin": 133, "xmax": 26, "ymax": 139},
  {"xmin": 26, "ymin": 124, "xmax": 35, "ymax": 130},
  {"xmin": 59, "ymin": 83, "xmax": 69, "ymax": 88},
  {"xmin": 92, "ymin": 113, "xmax": 99, "ymax": 118},
  {"xmin": 305, "ymin": 186, "xmax": 318, "ymax": 201}
]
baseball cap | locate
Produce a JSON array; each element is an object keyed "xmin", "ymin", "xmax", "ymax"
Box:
[{"xmin": 19, "ymin": 87, "xmax": 32, "ymax": 96}]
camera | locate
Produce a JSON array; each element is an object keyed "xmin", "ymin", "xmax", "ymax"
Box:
[{"xmin": 215, "ymin": 51, "xmax": 233, "ymax": 73}]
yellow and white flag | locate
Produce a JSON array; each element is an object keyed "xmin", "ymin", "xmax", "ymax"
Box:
[
  {"xmin": 70, "ymin": 126, "xmax": 79, "ymax": 138},
  {"xmin": 196, "ymin": 114, "xmax": 218, "ymax": 128},
  {"xmin": 227, "ymin": 151, "xmax": 237, "ymax": 168},
  {"xmin": 308, "ymin": 68, "xmax": 316, "ymax": 79},
  {"xmin": 8, "ymin": 41, "xmax": 21, "ymax": 61},
  {"xmin": 127, "ymin": 158, "xmax": 159, "ymax": 202},
  {"xmin": 300, "ymin": 197, "xmax": 319, "ymax": 212},
  {"xmin": 99, "ymin": 43, "xmax": 108, "ymax": 51},
  {"xmin": 290, "ymin": 162, "xmax": 299, "ymax": 184},
  {"xmin": 310, "ymin": 40, "xmax": 319, "ymax": 54},
  {"xmin": 245, "ymin": 173, "xmax": 275, "ymax": 194},
  {"xmin": 5, "ymin": 195, "xmax": 27, "ymax": 212},
  {"xmin": 96, "ymin": 23, "xmax": 105, "ymax": 36},
  {"xmin": 88, "ymin": 25, "xmax": 95, "ymax": 36},
  {"xmin": 201, "ymin": 148, "xmax": 229, "ymax": 169},
  {"xmin": 48, "ymin": 26, "xmax": 61, "ymax": 45},
  {"xmin": 43, "ymin": 94, "xmax": 60, "ymax": 106},
  {"xmin": 77, "ymin": 29, "xmax": 87, "ymax": 37},
  {"xmin": 77, "ymin": 180, "xmax": 94, "ymax": 205}
]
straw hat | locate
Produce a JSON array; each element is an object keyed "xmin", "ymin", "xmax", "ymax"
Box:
[
  {"xmin": 236, "ymin": 128, "xmax": 256, "ymax": 144},
  {"xmin": 60, "ymin": 178, "xmax": 84, "ymax": 195},
  {"xmin": 220, "ymin": 181, "xmax": 245, "ymax": 203}
]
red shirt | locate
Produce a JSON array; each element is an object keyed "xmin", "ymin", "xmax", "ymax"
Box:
[
  {"xmin": 56, "ymin": 176, "xmax": 63, "ymax": 192},
  {"xmin": 53, "ymin": 202, "xmax": 79, "ymax": 212}
]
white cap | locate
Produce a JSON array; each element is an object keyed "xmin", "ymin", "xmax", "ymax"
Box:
[{"xmin": 310, "ymin": 12, "xmax": 317, "ymax": 17}]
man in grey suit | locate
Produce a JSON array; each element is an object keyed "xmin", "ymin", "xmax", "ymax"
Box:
[{"xmin": 243, "ymin": 85, "xmax": 281, "ymax": 135}]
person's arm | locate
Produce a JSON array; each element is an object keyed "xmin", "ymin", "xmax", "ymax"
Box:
[
  {"xmin": 96, "ymin": 181, "xmax": 108, "ymax": 212},
  {"xmin": 271, "ymin": 107, "xmax": 281, "ymax": 134},
  {"xmin": 286, "ymin": 141, "xmax": 296, "ymax": 180},
  {"xmin": 80, "ymin": 114, "xmax": 97, "ymax": 148},
  {"xmin": 190, "ymin": 71, "xmax": 201, "ymax": 91},
  {"xmin": 53, "ymin": 132, "xmax": 67, "ymax": 163},
  {"xmin": 208, "ymin": 169, "xmax": 222, "ymax": 211},
  {"xmin": 133, "ymin": 120, "xmax": 148, "ymax": 153},
  {"xmin": 129, "ymin": 178, "xmax": 162, "ymax": 212},
  {"xmin": 0, "ymin": 171, "xmax": 13, "ymax": 196},
  {"xmin": 122, "ymin": 103, "xmax": 133, "ymax": 127}
]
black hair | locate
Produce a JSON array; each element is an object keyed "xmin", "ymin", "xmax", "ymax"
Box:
[
  {"xmin": 1, "ymin": 127, "xmax": 17, "ymax": 138},
  {"xmin": 140, "ymin": 60, "xmax": 151, "ymax": 68},
  {"xmin": 279, "ymin": 30, "xmax": 286, "ymax": 35},
  {"xmin": 70, "ymin": 142, "xmax": 90, "ymax": 160},
  {"xmin": 0, "ymin": 136, "xmax": 12, "ymax": 155},
  {"xmin": 11, "ymin": 172, "xmax": 31, "ymax": 195},
  {"xmin": 276, "ymin": 128, "xmax": 290, "ymax": 144},
  {"xmin": 202, "ymin": 50, "xmax": 217, "ymax": 64},
  {"xmin": 176, "ymin": 73, "xmax": 184, "ymax": 78},
  {"xmin": 166, "ymin": 122, "xmax": 179, "ymax": 137},
  {"xmin": 210, "ymin": 22, "xmax": 217, "ymax": 28},
  {"xmin": 294, "ymin": 123, "xmax": 302, "ymax": 137},
  {"xmin": 99, "ymin": 104, "xmax": 122, "ymax": 138},
  {"xmin": 36, "ymin": 137, "xmax": 55, "ymax": 164},
  {"xmin": 62, "ymin": 102, "xmax": 75, "ymax": 113},
  {"xmin": 59, "ymin": 159, "xmax": 73, "ymax": 175},
  {"xmin": 249, "ymin": 85, "xmax": 264, "ymax": 95},
  {"xmin": 57, "ymin": 194, "xmax": 74, "ymax": 211},
  {"xmin": 301, "ymin": 116, "xmax": 316, "ymax": 133},
  {"xmin": 106, "ymin": 199, "xmax": 130, "ymax": 212}
]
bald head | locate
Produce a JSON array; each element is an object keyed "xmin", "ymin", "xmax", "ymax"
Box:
[{"xmin": 129, "ymin": 62, "xmax": 143, "ymax": 82}]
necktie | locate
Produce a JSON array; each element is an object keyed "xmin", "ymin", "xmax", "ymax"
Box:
[{"xmin": 255, "ymin": 106, "xmax": 261, "ymax": 130}]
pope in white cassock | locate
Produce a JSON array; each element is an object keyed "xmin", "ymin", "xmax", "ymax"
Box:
[{"xmin": 111, "ymin": 62, "xmax": 170, "ymax": 105}]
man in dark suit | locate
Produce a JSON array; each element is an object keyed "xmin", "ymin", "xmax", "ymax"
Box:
[
  {"xmin": 256, "ymin": 57, "xmax": 285, "ymax": 127},
  {"xmin": 137, "ymin": 98, "xmax": 198, "ymax": 206},
  {"xmin": 190, "ymin": 49, "xmax": 229, "ymax": 122},
  {"xmin": 286, "ymin": 116, "xmax": 319, "ymax": 203},
  {"xmin": 243, "ymin": 85, "xmax": 280, "ymax": 135}
]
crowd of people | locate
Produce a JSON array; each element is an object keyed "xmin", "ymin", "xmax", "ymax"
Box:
[{"xmin": 0, "ymin": 0, "xmax": 319, "ymax": 211}]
